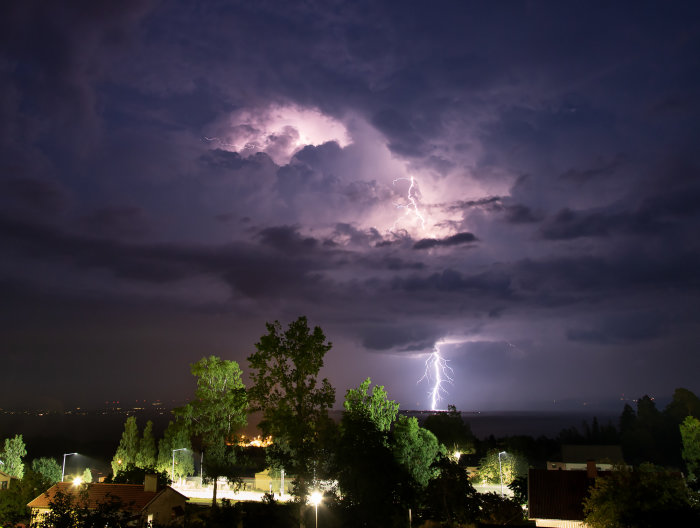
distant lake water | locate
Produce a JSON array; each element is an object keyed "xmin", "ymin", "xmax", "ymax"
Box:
[{"xmin": 0, "ymin": 408, "xmax": 620, "ymax": 465}]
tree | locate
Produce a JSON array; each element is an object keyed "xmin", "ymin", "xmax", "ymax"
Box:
[
  {"xmin": 392, "ymin": 415, "xmax": 443, "ymax": 488},
  {"xmin": 343, "ymin": 377, "xmax": 399, "ymax": 433},
  {"xmin": 108, "ymin": 464, "xmax": 170, "ymax": 487},
  {"xmin": 422, "ymin": 405, "xmax": 475, "ymax": 455},
  {"xmin": 335, "ymin": 379, "xmax": 410, "ymax": 527},
  {"xmin": 156, "ymin": 420, "xmax": 194, "ymax": 482},
  {"xmin": 81, "ymin": 468, "xmax": 93, "ymax": 484},
  {"xmin": 477, "ymin": 449, "xmax": 526, "ymax": 486},
  {"xmin": 665, "ymin": 388, "xmax": 700, "ymax": 423},
  {"xmin": 33, "ymin": 488, "xmax": 130, "ymax": 528},
  {"xmin": 422, "ymin": 454, "xmax": 481, "ymax": 526},
  {"xmin": 0, "ymin": 469, "xmax": 51, "ymax": 526},
  {"xmin": 583, "ymin": 464, "xmax": 700, "ymax": 527},
  {"xmin": 247, "ymin": 316, "xmax": 335, "ymax": 501},
  {"xmin": 0, "ymin": 434, "xmax": 26, "ymax": 479},
  {"xmin": 508, "ymin": 475, "xmax": 528, "ymax": 506},
  {"xmin": 31, "ymin": 458, "xmax": 62, "ymax": 484},
  {"xmin": 201, "ymin": 439, "xmax": 241, "ymax": 499},
  {"xmin": 111, "ymin": 416, "xmax": 140, "ymax": 476},
  {"xmin": 176, "ymin": 355, "xmax": 247, "ymax": 506},
  {"xmin": 681, "ymin": 415, "xmax": 700, "ymax": 483},
  {"xmin": 135, "ymin": 420, "xmax": 157, "ymax": 469},
  {"xmin": 478, "ymin": 493, "xmax": 525, "ymax": 525}
]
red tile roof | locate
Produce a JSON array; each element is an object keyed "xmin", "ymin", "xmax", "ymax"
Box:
[{"xmin": 27, "ymin": 483, "xmax": 172, "ymax": 512}]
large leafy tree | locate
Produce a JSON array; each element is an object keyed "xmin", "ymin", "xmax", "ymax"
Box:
[
  {"xmin": 135, "ymin": 420, "xmax": 157, "ymax": 469},
  {"xmin": 156, "ymin": 420, "xmax": 194, "ymax": 482},
  {"xmin": 111, "ymin": 416, "xmax": 140, "ymax": 476},
  {"xmin": 422, "ymin": 405, "xmax": 475, "ymax": 456},
  {"xmin": 247, "ymin": 316, "xmax": 335, "ymax": 501},
  {"xmin": 477, "ymin": 449, "xmax": 526, "ymax": 486},
  {"xmin": 31, "ymin": 458, "xmax": 62, "ymax": 484},
  {"xmin": 477, "ymin": 493, "xmax": 526, "ymax": 525},
  {"xmin": 343, "ymin": 377, "xmax": 399, "ymax": 433},
  {"xmin": 681, "ymin": 416, "xmax": 700, "ymax": 483},
  {"xmin": 665, "ymin": 388, "xmax": 700, "ymax": 423},
  {"xmin": 0, "ymin": 469, "xmax": 51, "ymax": 526},
  {"xmin": 392, "ymin": 416, "xmax": 443, "ymax": 488},
  {"xmin": 336, "ymin": 379, "xmax": 411, "ymax": 527},
  {"xmin": 176, "ymin": 355, "xmax": 247, "ymax": 505},
  {"xmin": 0, "ymin": 434, "xmax": 27, "ymax": 479},
  {"xmin": 422, "ymin": 455, "xmax": 481, "ymax": 526},
  {"xmin": 583, "ymin": 464, "xmax": 700, "ymax": 527}
]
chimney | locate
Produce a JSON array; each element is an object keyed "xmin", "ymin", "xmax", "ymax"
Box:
[
  {"xmin": 586, "ymin": 460, "xmax": 598, "ymax": 479},
  {"xmin": 144, "ymin": 473, "xmax": 158, "ymax": 492}
]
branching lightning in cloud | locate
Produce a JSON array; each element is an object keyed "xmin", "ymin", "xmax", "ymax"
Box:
[
  {"xmin": 392, "ymin": 176, "xmax": 427, "ymax": 232},
  {"xmin": 418, "ymin": 342, "xmax": 454, "ymax": 411}
]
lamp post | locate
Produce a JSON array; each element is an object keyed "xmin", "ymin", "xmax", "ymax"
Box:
[
  {"xmin": 62, "ymin": 453, "xmax": 78, "ymax": 482},
  {"xmin": 310, "ymin": 490, "xmax": 322, "ymax": 528},
  {"xmin": 498, "ymin": 451, "xmax": 506, "ymax": 496},
  {"xmin": 172, "ymin": 448, "xmax": 187, "ymax": 487}
]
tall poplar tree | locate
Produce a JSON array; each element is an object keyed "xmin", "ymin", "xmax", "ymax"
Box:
[
  {"xmin": 111, "ymin": 416, "xmax": 140, "ymax": 476},
  {"xmin": 136, "ymin": 420, "xmax": 157, "ymax": 468},
  {"xmin": 0, "ymin": 435, "xmax": 26, "ymax": 479},
  {"xmin": 157, "ymin": 421, "xmax": 194, "ymax": 482}
]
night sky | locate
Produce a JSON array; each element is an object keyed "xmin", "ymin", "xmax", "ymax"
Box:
[{"xmin": 2, "ymin": 1, "xmax": 699, "ymax": 411}]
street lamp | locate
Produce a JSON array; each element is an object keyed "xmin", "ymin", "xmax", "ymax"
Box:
[
  {"xmin": 498, "ymin": 451, "xmax": 506, "ymax": 496},
  {"xmin": 172, "ymin": 448, "xmax": 187, "ymax": 487},
  {"xmin": 62, "ymin": 453, "xmax": 78, "ymax": 482},
  {"xmin": 310, "ymin": 490, "xmax": 322, "ymax": 528}
]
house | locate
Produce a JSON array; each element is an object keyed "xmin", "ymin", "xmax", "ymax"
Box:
[
  {"xmin": 547, "ymin": 445, "xmax": 625, "ymax": 472},
  {"xmin": 0, "ymin": 469, "xmax": 18, "ymax": 490},
  {"xmin": 528, "ymin": 466, "xmax": 598, "ymax": 527},
  {"xmin": 28, "ymin": 474, "xmax": 187, "ymax": 526}
]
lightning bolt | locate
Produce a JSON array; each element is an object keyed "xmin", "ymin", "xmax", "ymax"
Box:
[
  {"xmin": 392, "ymin": 176, "xmax": 426, "ymax": 232},
  {"xmin": 418, "ymin": 343, "xmax": 454, "ymax": 411},
  {"xmin": 204, "ymin": 136, "xmax": 238, "ymax": 149}
]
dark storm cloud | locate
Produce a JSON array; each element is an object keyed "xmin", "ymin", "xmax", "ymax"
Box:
[
  {"xmin": 541, "ymin": 165, "xmax": 700, "ymax": 240},
  {"xmin": 0, "ymin": 212, "xmax": 338, "ymax": 299},
  {"xmin": 257, "ymin": 225, "xmax": 318, "ymax": 255},
  {"xmin": 371, "ymin": 109, "xmax": 427, "ymax": 157},
  {"xmin": 413, "ymin": 232, "xmax": 478, "ymax": 250},
  {"xmin": 514, "ymin": 252, "xmax": 700, "ymax": 297},
  {"xmin": 0, "ymin": 178, "xmax": 69, "ymax": 215},
  {"xmin": 393, "ymin": 268, "xmax": 512, "ymax": 297},
  {"xmin": 360, "ymin": 322, "xmax": 443, "ymax": 352},
  {"xmin": 504, "ymin": 204, "xmax": 540, "ymax": 224},
  {"xmin": 566, "ymin": 314, "xmax": 669, "ymax": 345},
  {"xmin": 2, "ymin": 0, "xmax": 700, "ymax": 408},
  {"xmin": 559, "ymin": 155, "xmax": 626, "ymax": 184},
  {"xmin": 443, "ymin": 197, "xmax": 502, "ymax": 212},
  {"xmin": 79, "ymin": 206, "xmax": 151, "ymax": 238},
  {"xmin": 198, "ymin": 149, "xmax": 257, "ymax": 172}
]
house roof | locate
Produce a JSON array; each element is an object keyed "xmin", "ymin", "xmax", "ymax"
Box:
[
  {"xmin": 27, "ymin": 483, "xmax": 185, "ymax": 512},
  {"xmin": 560, "ymin": 444, "xmax": 625, "ymax": 464},
  {"xmin": 528, "ymin": 468, "xmax": 601, "ymax": 521}
]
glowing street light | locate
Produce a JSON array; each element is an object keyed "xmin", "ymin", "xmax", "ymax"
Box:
[
  {"xmin": 172, "ymin": 448, "xmax": 187, "ymax": 486},
  {"xmin": 498, "ymin": 451, "xmax": 507, "ymax": 496},
  {"xmin": 72, "ymin": 476, "xmax": 83, "ymax": 487},
  {"xmin": 310, "ymin": 490, "xmax": 322, "ymax": 528},
  {"xmin": 62, "ymin": 453, "xmax": 78, "ymax": 482}
]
